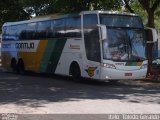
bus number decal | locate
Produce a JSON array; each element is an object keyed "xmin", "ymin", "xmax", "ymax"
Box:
[{"xmin": 69, "ymin": 44, "xmax": 80, "ymax": 50}]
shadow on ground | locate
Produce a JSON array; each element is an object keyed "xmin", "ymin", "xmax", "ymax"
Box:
[{"xmin": 0, "ymin": 72, "xmax": 159, "ymax": 107}]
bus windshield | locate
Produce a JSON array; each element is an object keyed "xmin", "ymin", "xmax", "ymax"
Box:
[
  {"xmin": 100, "ymin": 14, "xmax": 146, "ymax": 61},
  {"xmin": 102, "ymin": 28, "xmax": 146, "ymax": 61}
]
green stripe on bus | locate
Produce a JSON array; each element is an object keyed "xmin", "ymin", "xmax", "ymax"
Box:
[
  {"xmin": 125, "ymin": 62, "xmax": 136, "ymax": 66},
  {"xmin": 39, "ymin": 39, "xmax": 57, "ymax": 72},
  {"xmin": 46, "ymin": 38, "xmax": 67, "ymax": 73},
  {"xmin": 125, "ymin": 62, "xmax": 142, "ymax": 66}
]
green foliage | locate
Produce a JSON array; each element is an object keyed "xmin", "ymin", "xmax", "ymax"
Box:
[
  {"xmin": 0, "ymin": 0, "xmax": 29, "ymax": 30},
  {"xmin": 124, "ymin": 0, "xmax": 147, "ymax": 25},
  {"xmin": 155, "ymin": 7, "xmax": 160, "ymax": 30},
  {"xmin": 46, "ymin": 0, "xmax": 123, "ymax": 14},
  {"xmin": 22, "ymin": 0, "xmax": 53, "ymax": 16},
  {"xmin": 123, "ymin": 0, "xmax": 160, "ymax": 29}
]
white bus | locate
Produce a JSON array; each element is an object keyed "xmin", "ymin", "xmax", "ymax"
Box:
[{"xmin": 1, "ymin": 10, "xmax": 147, "ymax": 81}]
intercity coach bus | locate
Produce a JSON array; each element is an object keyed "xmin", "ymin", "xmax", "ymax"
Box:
[{"xmin": 1, "ymin": 10, "xmax": 147, "ymax": 81}]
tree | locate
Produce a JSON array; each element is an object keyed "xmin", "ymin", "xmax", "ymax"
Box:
[
  {"xmin": 0, "ymin": 0, "xmax": 30, "ymax": 30},
  {"xmin": 123, "ymin": 0, "xmax": 135, "ymax": 13},
  {"xmin": 45, "ymin": 0, "xmax": 123, "ymax": 14},
  {"xmin": 22, "ymin": 0, "xmax": 53, "ymax": 16},
  {"xmin": 123, "ymin": 0, "xmax": 160, "ymax": 28},
  {"xmin": 138, "ymin": 0, "xmax": 160, "ymax": 28},
  {"xmin": 123, "ymin": 0, "xmax": 160, "ymax": 76}
]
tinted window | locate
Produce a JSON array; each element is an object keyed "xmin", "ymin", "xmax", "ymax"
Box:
[
  {"xmin": 2, "ymin": 26, "xmax": 6, "ymax": 41},
  {"xmin": 84, "ymin": 14, "xmax": 98, "ymax": 28},
  {"xmin": 25, "ymin": 22, "xmax": 37, "ymax": 40},
  {"xmin": 53, "ymin": 19, "xmax": 66, "ymax": 38},
  {"xmin": 37, "ymin": 21, "xmax": 52, "ymax": 39},
  {"xmin": 17, "ymin": 24, "xmax": 27, "ymax": 40},
  {"xmin": 100, "ymin": 14, "xmax": 143, "ymax": 28},
  {"xmin": 66, "ymin": 16, "xmax": 81, "ymax": 37},
  {"xmin": 83, "ymin": 14, "xmax": 101, "ymax": 62},
  {"xmin": 3, "ymin": 25, "xmax": 18, "ymax": 41}
]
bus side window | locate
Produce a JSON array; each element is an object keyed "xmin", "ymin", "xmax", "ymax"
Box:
[
  {"xmin": 37, "ymin": 21, "xmax": 52, "ymax": 39},
  {"xmin": 17, "ymin": 24, "xmax": 27, "ymax": 40},
  {"xmin": 53, "ymin": 19, "xmax": 66, "ymax": 38},
  {"xmin": 2, "ymin": 26, "xmax": 7, "ymax": 41},
  {"xmin": 66, "ymin": 16, "xmax": 81, "ymax": 38},
  {"xmin": 83, "ymin": 14, "xmax": 101, "ymax": 62},
  {"xmin": 26, "ymin": 22, "xmax": 37, "ymax": 40},
  {"xmin": 6, "ymin": 26, "xmax": 17, "ymax": 41}
]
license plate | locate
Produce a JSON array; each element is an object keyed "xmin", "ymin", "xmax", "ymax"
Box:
[{"xmin": 125, "ymin": 73, "xmax": 132, "ymax": 76}]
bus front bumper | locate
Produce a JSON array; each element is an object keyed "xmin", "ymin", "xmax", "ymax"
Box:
[{"xmin": 100, "ymin": 68, "xmax": 147, "ymax": 80}]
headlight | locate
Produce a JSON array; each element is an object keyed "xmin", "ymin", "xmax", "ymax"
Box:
[
  {"xmin": 102, "ymin": 63, "xmax": 116, "ymax": 69},
  {"xmin": 140, "ymin": 64, "xmax": 148, "ymax": 69}
]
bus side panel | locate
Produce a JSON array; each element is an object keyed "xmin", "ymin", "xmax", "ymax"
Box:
[
  {"xmin": 1, "ymin": 41, "xmax": 18, "ymax": 71},
  {"xmin": 55, "ymin": 38, "xmax": 83, "ymax": 76},
  {"xmin": 2, "ymin": 52, "xmax": 16, "ymax": 71},
  {"xmin": 54, "ymin": 38, "xmax": 101, "ymax": 79},
  {"xmin": 39, "ymin": 39, "xmax": 57, "ymax": 73},
  {"xmin": 39, "ymin": 38, "xmax": 67, "ymax": 74},
  {"xmin": 18, "ymin": 40, "xmax": 48, "ymax": 72}
]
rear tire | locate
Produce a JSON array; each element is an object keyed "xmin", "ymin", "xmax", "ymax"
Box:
[
  {"xmin": 10, "ymin": 58, "xmax": 17, "ymax": 72},
  {"xmin": 17, "ymin": 59, "xmax": 25, "ymax": 74}
]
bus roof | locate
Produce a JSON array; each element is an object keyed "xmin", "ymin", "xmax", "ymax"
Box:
[
  {"xmin": 3, "ymin": 13, "xmax": 80, "ymax": 27},
  {"xmin": 3, "ymin": 10, "xmax": 138, "ymax": 27},
  {"xmin": 82, "ymin": 10, "xmax": 137, "ymax": 16}
]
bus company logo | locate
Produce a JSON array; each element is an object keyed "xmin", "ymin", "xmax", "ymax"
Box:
[
  {"xmin": 85, "ymin": 67, "xmax": 97, "ymax": 77},
  {"xmin": 15, "ymin": 42, "xmax": 34, "ymax": 49},
  {"xmin": 69, "ymin": 44, "xmax": 80, "ymax": 50}
]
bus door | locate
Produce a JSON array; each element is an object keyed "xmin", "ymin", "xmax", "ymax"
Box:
[{"xmin": 82, "ymin": 14, "xmax": 101, "ymax": 79}]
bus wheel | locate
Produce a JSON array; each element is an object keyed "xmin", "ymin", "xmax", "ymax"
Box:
[
  {"xmin": 10, "ymin": 58, "xmax": 17, "ymax": 72},
  {"xmin": 70, "ymin": 62, "xmax": 82, "ymax": 82},
  {"xmin": 17, "ymin": 59, "xmax": 25, "ymax": 74},
  {"xmin": 108, "ymin": 80, "xmax": 119, "ymax": 84}
]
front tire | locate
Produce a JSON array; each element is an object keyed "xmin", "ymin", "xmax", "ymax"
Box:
[
  {"xmin": 108, "ymin": 80, "xmax": 119, "ymax": 84},
  {"xmin": 70, "ymin": 63, "xmax": 82, "ymax": 82}
]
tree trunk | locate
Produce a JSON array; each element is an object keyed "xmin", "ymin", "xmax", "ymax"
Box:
[
  {"xmin": 146, "ymin": 10, "xmax": 154, "ymax": 76},
  {"xmin": 147, "ymin": 10, "xmax": 155, "ymax": 28}
]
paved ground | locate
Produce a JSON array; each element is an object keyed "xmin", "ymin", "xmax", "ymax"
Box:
[{"xmin": 0, "ymin": 72, "xmax": 160, "ymax": 114}]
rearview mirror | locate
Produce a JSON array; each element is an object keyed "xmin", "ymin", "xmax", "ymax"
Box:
[
  {"xmin": 145, "ymin": 27, "xmax": 158, "ymax": 43},
  {"xmin": 97, "ymin": 24, "xmax": 107, "ymax": 40}
]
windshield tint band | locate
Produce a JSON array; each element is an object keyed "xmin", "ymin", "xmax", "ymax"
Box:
[{"xmin": 100, "ymin": 14, "xmax": 143, "ymax": 29}]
